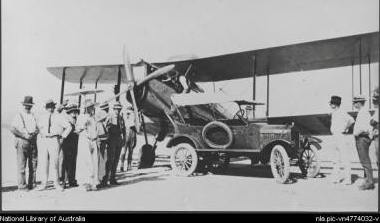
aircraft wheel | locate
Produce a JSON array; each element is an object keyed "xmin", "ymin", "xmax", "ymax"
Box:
[
  {"xmin": 170, "ymin": 143, "xmax": 198, "ymax": 177},
  {"xmin": 270, "ymin": 145, "xmax": 290, "ymax": 184},
  {"xmin": 299, "ymin": 142, "xmax": 321, "ymax": 178}
]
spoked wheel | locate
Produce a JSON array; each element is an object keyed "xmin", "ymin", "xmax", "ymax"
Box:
[
  {"xmin": 170, "ymin": 143, "xmax": 198, "ymax": 177},
  {"xmin": 299, "ymin": 142, "xmax": 321, "ymax": 178},
  {"xmin": 270, "ymin": 145, "xmax": 290, "ymax": 184}
]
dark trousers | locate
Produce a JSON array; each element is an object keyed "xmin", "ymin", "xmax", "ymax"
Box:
[
  {"xmin": 373, "ymin": 136, "xmax": 379, "ymax": 168},
  {"xmin": 61, "ymin": 134, "xmax": 78, "ymax": 185},
  {"xmin": 355, "ymin": 136, "xmax": 373, "ymax": 183},
  {"xmin": 98, "ymin": 140, "xmax": 108, "ymax": 182},
  {"xmin": 106, "ymin": 137, "xmax": 123, "ymax": 181},
  {"xmin": 15, "ymin": 138, "xmax": 38, "ymax": 189}
]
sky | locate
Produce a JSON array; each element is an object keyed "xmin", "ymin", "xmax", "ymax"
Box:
[{"xmin": 2, "ymin": 0, "xmax": 379, "ymax": 124}]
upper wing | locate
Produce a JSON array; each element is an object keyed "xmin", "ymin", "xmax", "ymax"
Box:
[
  {"xmin": 47, "ymin": 65, "xmax": 132, "ymax": 84},
  {"xmin": 155, "ymin": 32, "xmax": 379, "ymax": 82},
  {"xmin": 47, "ymin": 32, "xmax": 378, "ymax": 84}
]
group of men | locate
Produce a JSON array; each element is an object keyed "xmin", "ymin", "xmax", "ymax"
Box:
[
  {"xmin": 10, "ymin": 96, "xmax": 136, "ymax": 192},
  {"xmin": 329, "ymin": 87, "xmax": 379, "ymax": 190}
]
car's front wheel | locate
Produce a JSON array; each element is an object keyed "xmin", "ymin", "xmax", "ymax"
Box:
[
  {"xmin": 299, "ymin": 142, "xmax": 321, "ymax": 178},
  {"xmin": 170, "ymin": 143, "xmax": 198, "ymax": 177},
  {"xmin": 270, "ymin": 145, "xmax": 290, "ymax": 184}
]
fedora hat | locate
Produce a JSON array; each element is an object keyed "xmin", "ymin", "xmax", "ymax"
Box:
[
  {"xmin": 21, "ymin": 96, "xmax": 34, "ymax": 106},
  {"xmin": 83, "ymin": 99, "xmax": 98, "ymax": 108},
  {"xmin": 329, "ymin": 95, "xmax": 341, "ymax": 106},
  {"xmin": 45, "ymin": 99, "xmax": 56, "ymax": 108},
  {"xmin": 66, "ymin": 104, "xmax": 79, "ymax": 113},
  {"xmin": 353, "ymin": 94, "xmax": 366, "ymax": 103},
  {"xmin": 113, "ymin": 102, "xmax": 122, "ymax": 110}
]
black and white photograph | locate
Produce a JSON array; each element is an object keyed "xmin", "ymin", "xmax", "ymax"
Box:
[{"xmin": 1, "ymin": 0, "xmax": 379, "ymax": 213}]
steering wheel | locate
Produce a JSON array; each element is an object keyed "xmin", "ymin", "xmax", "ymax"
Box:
[{"xmin": 233, "ymin": 110, "xmax": 245, "ymax": 120}]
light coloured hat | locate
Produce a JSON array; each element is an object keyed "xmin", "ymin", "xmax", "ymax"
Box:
[
  {"xmin": 66, "ymin": 104, "xmax": 79, "ymax": 113},
  {"xmin": 113, "ymin": 102, "xmax": 122, "ymax": 110},
  {"xmin": 353, "ymin": 94, "xmax": 366, "ymax": 103},
  {"xmin": 84, "ymin": 99, "xmax": 98, "ymax": 108}
]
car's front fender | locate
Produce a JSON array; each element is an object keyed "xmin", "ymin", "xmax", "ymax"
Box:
[{"xmin": 166, "ymin": 134, "xmax": 201, "ymax": 149}]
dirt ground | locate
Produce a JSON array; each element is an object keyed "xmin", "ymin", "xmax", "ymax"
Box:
[{"xmin": 1, "ymin": 128, "xmax": 378, "ymax": 212}]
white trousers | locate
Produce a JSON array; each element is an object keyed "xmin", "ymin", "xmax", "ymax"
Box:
[
  {"xmin": 331, "ymin": 134, "xmax": 352, "ymax": 180},
  {"xmin": 39, "ymin": 137, "xmax": 60, "ymax": 186},
  {"xmin": 84, "ymin": 140, "xmax": 99, "ymax": 187}
]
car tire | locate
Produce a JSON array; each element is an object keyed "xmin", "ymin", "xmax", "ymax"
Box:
[
  {"xmin": 202, "ymin": 121, "xmax": 233, "ymax": 149},
  {"xmin": 170, "ymin": 143, "xmax": 198, "ymax": 177},
  {"xmin": 270, "ymin": 145, "xmax": 290, "ymax": 184},
  {"xmin": 299, "ymin": 142, "xmax": 321, "ymax": 178}
]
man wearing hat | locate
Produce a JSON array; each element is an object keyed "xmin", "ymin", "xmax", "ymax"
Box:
[
  {"xmin": 328, "ymin": 95, "xmax": 355, "ymax": 184},
  {"xmin": 96, "ymin": 102, "xmax": 110, "ymax": 188},
  {"xmin": 75, "ymin": 99, "xmax": 101, "ymax": 191},
  {"xmin": 37, "ymin": 99, "xmax": 72, "ymax": 191},
  {"xmin": 119, "ymin": 106, "xmax": 137, "ymax": 172},
  {"xmin": 370, "ymin": 87, "xmax": 379, "ymax": 168},
  {"xmin": 60, "ymin": 104, "xmax": 80, "ymax": 188},
  {"xmin": 10, "ymin": 96, "xmax": 39, "ymax": 190},
  {"xmin": 352, "ymin": 94, "xmax": 374, "ymax": 190},
  {"xmin": 57, "ymin": 99, "xmax": 69, "ymax": 114},
  {"xmin": 104, "ymin": 101, "xmax": 126, "ymax": 185}
]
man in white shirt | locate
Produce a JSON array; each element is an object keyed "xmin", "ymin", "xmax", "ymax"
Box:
[
  {"xmin": 10, "ymin": 96, "xmax": 39, "ymax": 190},
  {"xmin": 119, "ymin": 106, "xmax": 137, "ymax": 172},
  {"xmin": 370, "ymin": 87, "xmax": 379, "ymax": 168},
  {"xmin": 329, "ymin": 96, "xmax": 355, "ymax": 184},
  {"xmin": 60, "ymin": 104, "xmax": 80, "ymax": 188},
  {"xmin": 353, "ymin": 95, "xmax": 374, "ymax": 190},
  {"xmin": 37, "ymin": 99, "xmax": 72, "ymax": 191},
  {"xmin": 76, "ymin": 99, "xmax": 102, "ymax": 191}
]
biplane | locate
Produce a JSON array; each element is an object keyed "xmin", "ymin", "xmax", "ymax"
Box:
[{"xmin": 47, "ymin": 31, "xmax": 379, "ymax": 182}]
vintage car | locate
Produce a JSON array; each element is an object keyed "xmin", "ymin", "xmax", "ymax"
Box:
[{"xmin": 165, "ymin": 93, "xmax": 322, "ymax": 184}]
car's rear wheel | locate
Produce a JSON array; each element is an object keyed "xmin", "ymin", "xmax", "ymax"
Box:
[
  {"xmin": 299, "ymin": 142, "xmax": 320, "ymax": 178},
  {"xmin": 170, "ymin": 143, "xmax": 198, "ymax": 177},
  {"xmin": 270, "ymin": 145, "xmax": 290, "ymax": 184}
]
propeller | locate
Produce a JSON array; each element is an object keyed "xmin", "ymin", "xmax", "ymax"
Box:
[
  {"xmin": 100, "ymin": 46, "xmax": 175, "ymax": 132},
  {"xmin": 123, "ymin": 45, "xmax": 141, "ymax": 132}
]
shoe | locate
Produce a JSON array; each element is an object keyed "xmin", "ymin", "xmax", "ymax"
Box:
[
  {"xmin": 358, "ymin": 181, "xmax": 375, "ymax": 190},
  {"xmin": 109, "ymin": 179, "xmax": 119, "ymax": 185},
  {"xmin": 85, "ymin": 184, "xmax": 92, "ymax": 192},
  {"xmin": 341, "ymin": 179, "xmax": 352, "ymax": 185},
  {"xmin": 90, "ymin": 185, "xmax": 98, "ymax": 191},
  {"xmin": 54, "ymin": 184, "xmax": 65, "ymax": 192},
  {"xmin": 37, "ymin": 185, "xmax": 49, "ymax": 191},
  {"xmin": 69, "ymin": 182, "xmax": 79, "ymax": 188}
]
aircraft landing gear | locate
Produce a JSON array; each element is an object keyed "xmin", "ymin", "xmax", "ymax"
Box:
[{"xmin": 138, "ymin": 114, "xmax": 157, "ymax": 169}]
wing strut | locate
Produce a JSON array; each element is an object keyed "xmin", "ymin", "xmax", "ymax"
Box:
[
  {"xmin": 60, "ymin": 67, "xmax": 66, "ymax": 104},
  {"xmin": 251, "ymin": 55, "xmax": 256, "ymax": 118},
  {"xmin": 94, "ymin": 68, "xmax": 104, "ymax": 103},
  {"xmin": 78, "ymin": 69, "xmax": 87, "ymax": 107},
  {"xmin": 359, "ymin": 38, "xmax": 362, "ymax": 94},
  {"xmin": 368, "ymin": 55, "xmax": 371, "ymax": 109},
  {"xmin": 266, "ymin": 66, "xmax": 270, "ymax": 117},
  {"xmin": 116, "ymin": 66, "xmax": 122, "ymax": 101},
  {"xmin": 351, "ymin": 61, "xmax": 354, "ymax": 110}
]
